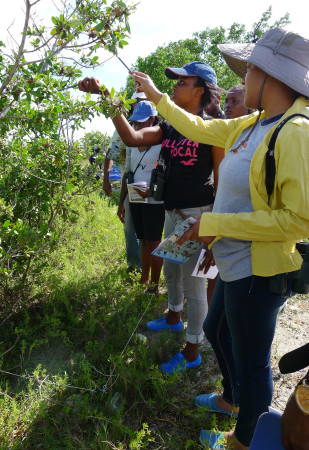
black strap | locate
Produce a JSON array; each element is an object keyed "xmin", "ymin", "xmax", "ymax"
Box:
[
  {"xmin": 266, "ymin": 113, "xmax": 309, "ymax": 203},
  {"xmin": 133, "ymin": 145, "xmax": 151, "ymax": 176}
]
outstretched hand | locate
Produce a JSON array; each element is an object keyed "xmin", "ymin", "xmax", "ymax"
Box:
[
  {"xmin": 176, "ymin": 220, "xmax": 215, "ymax": 247},
  {"xmin": 78, "ymin": 77, "xmax": 107, "ymax": 95},
  {"xmin": 132, "ymin": 71, "xmax": 162, "ymax": 105}
]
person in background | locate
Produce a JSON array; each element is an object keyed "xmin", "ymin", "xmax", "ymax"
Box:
[
  {"xmin": 78, "ymin": 61, "xmax": 225, "ymax": 376},
  {"xmin": 131, "ymin": 27, "xmax": 309, "ymax": 450},
  {"xmin": 103, "ymin": 92, "xmax": 147, "ymax": 196},
  {"xmin": 224, "ymin": 84, "xmax": 252, "ymax": 119},
  {"xmin": 119, "ymin": 101, "xmax": 164, "ymax": 294},
  {"xmin": 204, "ymin": 88, "xmax": 225, "ymax": 119},
  {"xmin": 103, "ymin": 92, "xmax": 147, "ymax": 273},
  {"xmin": 89, "ymin": 145, "xmax": 103, "ymax": 180}
]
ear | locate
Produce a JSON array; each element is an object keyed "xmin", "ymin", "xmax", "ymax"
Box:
[{"xmin": 195, "ymin": 87, "xmax": 204, "ymax": 97}]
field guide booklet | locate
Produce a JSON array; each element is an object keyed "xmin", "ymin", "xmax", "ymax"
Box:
[
  {"xmin": 152, "ymin": 217, "xmax": 203, "ymax": 265},
  {"xmin": 127, "ymin": 182, "xmax": 148, "ymax": 203}
]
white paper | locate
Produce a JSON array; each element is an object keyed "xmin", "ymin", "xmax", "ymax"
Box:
[
  {"xmin": 127, "ymin": 182, "xmax": 148, "ymax": 203},
  {"xmin": 191, "ymin": 249, "xmax": 219, "ymax": 278}
]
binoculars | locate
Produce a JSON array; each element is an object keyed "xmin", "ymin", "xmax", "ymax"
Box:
[
  {"xmin": 126, "ymin": 171, "xmax": 134, "ymax": 185},
  {"xmin": 148, "ymin": 166, "xmax": 165, "ymax": 201}
]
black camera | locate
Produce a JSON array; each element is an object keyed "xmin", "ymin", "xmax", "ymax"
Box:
[
  {"xmin": 268, "ymin": 241, "xmax": 309, "ymax": 295},
  {"xmin": 126, "ymin": 171, "xmax": 134, "ymax": 185},
  {"xmin": 149, "ymin": 165, "xmax": 165, "ymax": 201}
]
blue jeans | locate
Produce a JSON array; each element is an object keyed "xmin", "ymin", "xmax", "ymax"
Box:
[
  {"xmin": 124, "ymin": 196, "xmax": 141, "ymax": 269},
  {"xmin": 203, "ymin": 275, "xmax": 286, "ymax": 447}
]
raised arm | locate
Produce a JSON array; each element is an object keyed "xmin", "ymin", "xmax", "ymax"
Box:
[
  {"xmin": 78, "ymin": 77, "xmax": 163, "ymax": 147},
  {"xmin": 132, "ymin": 71, "xmax": 244, "ymax": 148}
]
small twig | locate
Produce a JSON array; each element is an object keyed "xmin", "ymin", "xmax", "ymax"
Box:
[
  {"xmin": 0, "ymin": 335, "xmax": 21, "ymax": 358},
  {"xmin": 0, "ymin": 390, "xmax": 13, "ymax": 399}
]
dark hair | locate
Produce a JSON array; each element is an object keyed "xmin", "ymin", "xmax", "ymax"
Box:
[
  {"xmin": 227, "ymin": 84, "xmax": 244, "ymax": 95},
  {"xmin": 194, "ymin": 76, "xmax": 224, "ymax": 109},
  {"xmin": 226, "ymin": 84, "xmax": 253, "ymax": 114},
  {"xmin": 294, "ymin": 91, "xmax": 308, "ymax": 100},
  {"xmin": 153, "ymin": 116, "xmax": 161, "ymax": 126}
]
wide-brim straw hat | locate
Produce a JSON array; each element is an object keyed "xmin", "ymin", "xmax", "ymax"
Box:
[{"xmin": 218, "ymin": 28, "xmax": 309, "ymax": 97}]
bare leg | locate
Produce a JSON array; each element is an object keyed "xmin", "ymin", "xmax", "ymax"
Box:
[
  {"xmin": 139, "ymin": 238, "xmax": 150, "ymax": 285},
  {"xmin": 165, "ymin": 310, "xmax": 181, "ymax": 325},
  {"xmin": 182, "ymin": 342, "xmax": 199, "ymax": 362},
  {"xmin": 225, "ymin": 431, "xmax": 248, "ymax": 450},
  {"xmin": 148, "ymin": 240, "xmax": 163, "ymax": 292},
  {"xmin": 214, "ymin": 395, "xmax": 239, "ymax": 415}
]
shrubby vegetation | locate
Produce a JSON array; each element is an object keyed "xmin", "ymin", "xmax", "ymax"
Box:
[
  {"xmin": 0, "ymin": 5, "xmax": 294, "ymax": 448},
  {"xmin": 80, "ymin": 130, "xmax": 111, "ymax": 156},
  {"xmin": 0, "ymin": 0, "xmax": 135, "ymax": 292},
  {"xmin": 0, "ymin": 195, "xmax": 235, "ymax": 448}
]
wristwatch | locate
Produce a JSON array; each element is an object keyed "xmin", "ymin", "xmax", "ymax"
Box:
[{"xmin": 295, "ymin": 379, "xmax": 309, "ymax": 415}]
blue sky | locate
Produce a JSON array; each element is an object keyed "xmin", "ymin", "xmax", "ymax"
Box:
[{"xmin": 1, "ymin": 0, "xmax": 307, "ymax": 137}]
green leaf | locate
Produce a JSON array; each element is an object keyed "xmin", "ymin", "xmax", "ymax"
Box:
[
  {"xmin": 67, "ymin": 20, "xmax": 82, "ymax": 28},
  {"xmin": 86, "ymin": 92, "xmax": 91, "ymax": 102},
  {"xmin": 95, "ymin": 22, "xmax": 105, "ymax": 32},
  {"xmin": 125, "ymin": 17, "xmax": 131, "ymax": 34},
  {"xmin": 51, "ymin": 16, "xmax": 58, "ymax": 25},
  {"xmin": 2, "ymin": 220, "xmax": 10, "ymax": 229},
  {"xmin": 32, "ymin": 91, "xmax": 44, "ymax": 98},
  {"xmin": 57, "ymin": 91, "xmax": 66, "ymax": 102},
  {"xmin": 126, "ymin": 98, "xmax": 137, "ymax": 104}
]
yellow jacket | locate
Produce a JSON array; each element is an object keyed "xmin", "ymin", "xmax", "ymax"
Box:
[{"xmin": 157, "ymin": 95, "xmax": 309, "ymax": 276}]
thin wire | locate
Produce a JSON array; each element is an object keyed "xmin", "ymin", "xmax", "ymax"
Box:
[
  {"xmin": 100, "ymin": 293, "xmax": 154, "ymax": 394},
  {"xmin": 0, "ymin": 294, "xmax": 155, "ymax": 396}
]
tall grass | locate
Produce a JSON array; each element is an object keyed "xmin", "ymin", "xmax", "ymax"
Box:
[{"xmin": 0, "ymin": 193, "xmax": 231, "ymax": 449}]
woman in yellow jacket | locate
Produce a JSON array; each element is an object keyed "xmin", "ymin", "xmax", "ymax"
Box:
[{"xmin": 132, "ymin": 28, "xmax": 309, "ymax": 449}]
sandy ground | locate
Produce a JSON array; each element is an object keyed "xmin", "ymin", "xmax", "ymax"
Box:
[
  {"xmin": 144, "ymin": 291, "xmax": 309, "ymax": 413},
  {"xmin": 271, "ymin": 295, "xmax": 309, "ymax": 412}
]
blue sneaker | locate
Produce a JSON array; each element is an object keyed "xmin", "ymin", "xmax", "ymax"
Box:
[
  {"xmin": 159, "ymin": 352, "xmax": 201, "ymax": 375},
  {"xmin": 146, "ymin": 317, "xmax": 184, "ymax": 332},
  {"xmin": 194, "ymin": 393, "xmax": 239, "ymax": 417},
  {"xmin": 199, "ymin": 430, "xmax": 225, "ymax": 449}
]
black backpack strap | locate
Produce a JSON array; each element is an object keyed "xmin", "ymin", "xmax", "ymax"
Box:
[
  {"xmin": 266, "ymin": 113, "xmax": 309, "ymax": 203},
  {"xmin": 133, "ymin": 145, "xmax": 151, "ymax": 176}
]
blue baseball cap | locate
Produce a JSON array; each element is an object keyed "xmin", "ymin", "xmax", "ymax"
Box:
[
  {"xmin": 165, "ymin": 61, "xmax": 217, "ymax": 86},
  {"xmin": 129, "ymin": 100, "xmax": 158, "ymax": 122}
]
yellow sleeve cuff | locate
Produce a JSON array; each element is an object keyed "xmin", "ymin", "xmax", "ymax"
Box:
[{"xmin": 199, "ymin": 213, "xmax": 221, "ymax": 237}]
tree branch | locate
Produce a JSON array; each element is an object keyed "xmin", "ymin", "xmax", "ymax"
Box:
[{"xmin": 0, "ymin": 0, "xmax": 31, "ymax": 96}]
